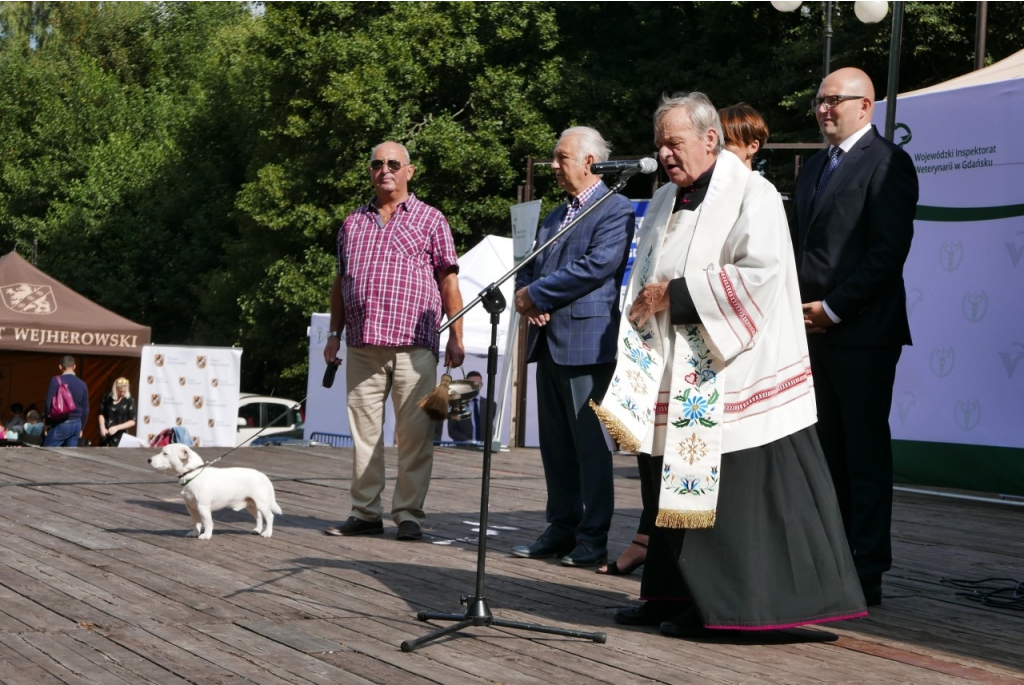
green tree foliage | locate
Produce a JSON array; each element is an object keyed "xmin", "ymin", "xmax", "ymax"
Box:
[
  {"xmin": 0, "ymin": 2, "xmax": 255, "ymax": 349},
  {"xmin": 2, "ymin": 1, "xmax": 1020, "ymax": 398},
  {"xmin": 217, "ymin": 2, "xmax": 564, "ymax": 389}
]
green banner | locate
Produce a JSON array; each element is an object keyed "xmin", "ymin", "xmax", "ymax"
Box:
[
  {"xmin": 894, "ymin": 440, "xmax": 1024, "ymax": 496},
  {"xmin": 916, "ymin": 203, "xmax": 1024, "ymax": 222}
]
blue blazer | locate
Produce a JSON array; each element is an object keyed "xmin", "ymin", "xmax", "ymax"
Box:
[{"xmin": 515, "ymin": 182, "xmax": 635, "ymax": 366}]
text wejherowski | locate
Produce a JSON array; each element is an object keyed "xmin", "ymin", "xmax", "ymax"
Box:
[{"xmin": 0, "ymin": 327, "xmax": 140, "ymax": 348}]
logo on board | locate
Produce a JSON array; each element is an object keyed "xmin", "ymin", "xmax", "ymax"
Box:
[
  {"xmin": 953, "ymin": 399, "xmax": 981, "ymax": 432},
  {"xmin": 154, "ymin": 354, "xmax": 165, "ymax": 367},
  {"xmin": 175, "ymin": 417, "xmax": 183, "ymax": 426},
  {"xmin": 1000, "ymin": 342, "xmax": 1024, "ymax": 379},
  {"xmin": 894, "ymin": 392, "xmax": 915, "ymax": 425},
  {"xmin": 894, "ymin": 123, "xmax": 912, "ymax": 149},
  {"xmin": 2, "ymin": 283, "xmax": 55, "ymax": 314},
  {"xmin": 962, "ymin": 291, "xmax": 987, "ymax": 323},
  {"xmin": 930, "ymin": 347, "xmax": 955, "ymax": 378},
  {"xmin": 939, "ymin": 240, "xmax": 963, "ymax": 272},
  {"xmin": 907, "ymin": 288, "xmax": 924, "ymax": 319},
  {"xmin": 151, "ymin": 394, "xmax": 161, "ymax": 407},
  {"xmin": 193, "ymin": 396, "xmax": 204, "ymax": 410},
  {"xmin": 1005, "ymin": 231, "xmax": 1024, "ymax": 268},
  {"xmin": 178, "ymin": 377, "xmax": 187, "ymax": 386},
  {"xmin": 196, "ymin": 356, "xmax": 207, "ymax": 369}
]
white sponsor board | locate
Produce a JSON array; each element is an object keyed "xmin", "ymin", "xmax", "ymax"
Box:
[
  {"xmin": 875, "ymin": 71, "xmax": 1024, "ymax": 449},
  {"xmin": 138, "ymin": 345, "xmax": 242, "ymax": 447}
]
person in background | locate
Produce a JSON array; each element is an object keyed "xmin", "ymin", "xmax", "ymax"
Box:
[
  {"xmin": 99, "ymin": 377, "xmax": 137, "ymax": 447},
  {"xmin": 792, "ymin": 67, "xmax": 918, "ymax": 607},
  {"xmin": 447, "ymin": 371, "xmax": 495, "ymax": 442},
  {"xmin": 718, "ymin": 102, "xmax": 769, "ymax": 171},
  {"xmin": 43, "ymin": 355, "xmax": 90, "ymax": 447},
  {"xmin": 23, "ymin": 409, "xmax": 44, "ymax": 437},
  {"xmin": 6, "ymin": 403, "xmax": 26, "ymax": 433},
  {"xmin": 6, "ymin": 401, "xmax": 25, "ymax": 432}
]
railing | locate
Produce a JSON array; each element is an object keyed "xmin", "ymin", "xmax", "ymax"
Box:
[{"xmin": 309, "ymin": 432, "xmax": 353, "ymax": 447}]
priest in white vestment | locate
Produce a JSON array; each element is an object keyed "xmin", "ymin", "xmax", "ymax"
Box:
[{"xmin": 599, "ymin": 93, "xmax": 866, "ymax": 638}]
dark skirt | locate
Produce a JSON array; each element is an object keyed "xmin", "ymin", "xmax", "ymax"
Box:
[{"xmin": 640, "ymin": 426, "xmax": 867, "ymax": 630}]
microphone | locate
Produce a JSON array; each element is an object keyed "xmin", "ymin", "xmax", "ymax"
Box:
[
  {"xmin": 590, "ymin": 158, "xmax": 658, "ymax": 175},
  {"xmin": 322, "ymin": 362, "xmax": 340, "ymax": 388}
]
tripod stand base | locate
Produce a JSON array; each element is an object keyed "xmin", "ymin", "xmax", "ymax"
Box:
[{"xmin": 400, "ymin": 596, "xmax": 607, "ymax": 652}]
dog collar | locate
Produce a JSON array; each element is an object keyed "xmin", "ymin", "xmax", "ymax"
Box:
[{"xmin": 179, "ymin": 465, "xmax": 207, "ymax": 486}]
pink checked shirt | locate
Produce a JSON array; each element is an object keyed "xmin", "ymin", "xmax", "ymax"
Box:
[{"xmin": 337, "ymin": 193, "xmax": 459, "ymax": 357}]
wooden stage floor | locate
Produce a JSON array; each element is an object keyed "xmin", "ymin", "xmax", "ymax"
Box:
[{"xmin": 0, "ymin": 442, "xmax": 1021, "ymax": 684}]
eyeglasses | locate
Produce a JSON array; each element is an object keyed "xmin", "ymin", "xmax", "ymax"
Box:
[
  {"xmin": 370, "ymin": 159, "xmax": 408, "ymax": 172},
  {"xmin": 810, "ymin": 95, "xmax": 864, "ymax": 111}
]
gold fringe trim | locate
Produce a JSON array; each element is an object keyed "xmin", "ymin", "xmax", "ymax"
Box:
[
  {"xmin": 656, "ymin": 508, "xmax": 716, "ymax": 529},
  {"xmin": 588, "ymin": 400, "xmax": 641, "ymax": 452}
]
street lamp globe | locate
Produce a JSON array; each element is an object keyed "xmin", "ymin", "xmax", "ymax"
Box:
[
  {"xmin": 771, "ymin": 1, "xmax": 803, "ymax": 11},
  {"xmin": 854, "ymin": 1, "xmax": 889, "ymax": 24}
]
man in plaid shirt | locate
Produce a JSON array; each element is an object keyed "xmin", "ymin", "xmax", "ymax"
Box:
[{"xmin": 323, "ymin": 141, "xmax": 465, "ymax": 542}]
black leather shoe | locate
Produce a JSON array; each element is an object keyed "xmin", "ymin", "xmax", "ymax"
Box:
[
  {"xmin": 613, "ymin": 601, "xmax": 682, "ymax": 626},
  {"xmin": 561, "ymin": 541, "xmax": 607, "ymax": 567},
  {"xmin": 396, "ymin": 520, "xmax": 423, "ymax": 541},
  {"xmin": 324, "ymin": 516, "xmax": 384, "ymax": 536},
  {"xmin": 510, "ymin": 535, "xmax": 574, "ymax": 559},
  {"xmin": 862, "ymin": 582, "xmax": 882, "ymax": 606},
  {"xmin": 659, "ymin": 607, "xmax": 710, "ymax": 639}
]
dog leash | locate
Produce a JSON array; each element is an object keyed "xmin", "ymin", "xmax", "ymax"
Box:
[{"xmin": 172, "ymin": 394, "xmax": 310, "ymax": 482}]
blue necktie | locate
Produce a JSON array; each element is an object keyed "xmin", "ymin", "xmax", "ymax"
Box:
[{"xmin": 815, "ymin": 146, "xmax": 843, "ymax": 204}]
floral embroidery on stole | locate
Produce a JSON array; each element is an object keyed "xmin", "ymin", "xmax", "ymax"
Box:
[{"xmin": 592, "ymin": 164, "xmax": 746, "ymax": 529}]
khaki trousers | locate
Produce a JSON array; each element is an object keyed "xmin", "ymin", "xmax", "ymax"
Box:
[{"xmin": 346, "ymin": 345, "xmax": 437, "ymax": 525}]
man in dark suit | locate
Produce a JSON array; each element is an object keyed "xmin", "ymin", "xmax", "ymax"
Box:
[
  {"xmin": 447, "ymin": 371, "xmax": 495, "ymax": 442},
  {"xmin": 793, "ymin": 67, "xmax": 918, "ymax": 606},
  {"xmin": 510, "ymin": 126, "xmax": 635, "ymax": 568}
]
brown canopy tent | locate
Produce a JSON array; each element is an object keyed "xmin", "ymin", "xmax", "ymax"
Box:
[{"xmin": 0, "ymin": 251, "xmax": 151, "ymax": 445}]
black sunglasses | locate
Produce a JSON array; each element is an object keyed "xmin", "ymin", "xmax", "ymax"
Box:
[
  {"xmin": 370, "ymin": 159, "xmax": 407, "ymax": 172},
  {"xmin": 810, "ymin": 94, "xmax": 864, "ymax": 112}
]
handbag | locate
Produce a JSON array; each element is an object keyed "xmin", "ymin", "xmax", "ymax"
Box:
[{"xmin": 49, "ymin": 376, "xmax": 78, "ymax": 421}]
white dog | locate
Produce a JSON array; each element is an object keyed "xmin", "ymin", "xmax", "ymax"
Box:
[{"xmin": 148, "ymin": 444, "xmax": 282, "ymax": 540}]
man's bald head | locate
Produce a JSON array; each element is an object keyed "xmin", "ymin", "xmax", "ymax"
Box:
[{"xmin": 814, "ymin": 67, "xmax": 876, "ymax": 146}]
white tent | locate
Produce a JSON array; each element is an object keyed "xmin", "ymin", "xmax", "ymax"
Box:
[{"xmin": 872, "ymin": 49, "xmax": 1024, "ymax": 493}]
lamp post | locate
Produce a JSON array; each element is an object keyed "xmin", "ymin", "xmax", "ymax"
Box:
[{"xmin": 772, "ymin": 1, "xmax": 902, "ymax": 141}]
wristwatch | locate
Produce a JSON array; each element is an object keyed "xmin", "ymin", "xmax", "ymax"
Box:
[{"xmin": 328, "ymin": 330, "xmax": 340, "ymax": 338}]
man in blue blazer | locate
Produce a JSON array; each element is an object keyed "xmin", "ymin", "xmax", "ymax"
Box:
[
  {"xmin": 511, "ymin": 126, "xmax": 636, "ymax": 567},
  {"xmin": 793, "ymin": 67, "xmax": 918, "ymax": 606}
]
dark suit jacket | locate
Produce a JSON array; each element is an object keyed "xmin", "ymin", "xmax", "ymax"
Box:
[
  {"xmin": 447, "ymin": 395, "xmax": 496, "ymax": 442},
  {"xmin": 515, "ymin": 182, "xmax": 635, "ymax": 366},
  {"xmin": 794, "ymin": 126, "xmax": 918, "ymax": 347}
]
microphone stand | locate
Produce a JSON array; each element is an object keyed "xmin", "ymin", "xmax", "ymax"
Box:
[{"xmin": 400, "ymin": 170, "xmax": 642, "ymax": 652}]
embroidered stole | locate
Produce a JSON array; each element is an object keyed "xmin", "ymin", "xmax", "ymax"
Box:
[{"xmin": 592, "ymin": 161, "xmax": 747, "ymax": 529}]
